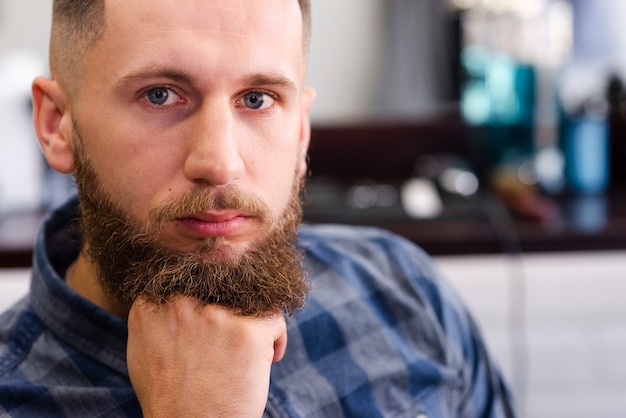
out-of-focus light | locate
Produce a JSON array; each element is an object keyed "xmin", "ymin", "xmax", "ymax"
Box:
[
  {"xmin": 347, "ymin": 185, "xmax": 377, "ymax": 209},
  {"xmin": 461, "ymin": 80, "xmax": 490, "ymax": 125},
  {"xmin": 440, "ymin": 168, "xmax": 480, "ymax": 196},
  {"xmin": 451, "ymin": 0, "xmax": 479, "ymax": 11},
  {"xmin": 375, "ymin": 184, "xmax": 399, "ymax": 208},
  {"xmin": 347, "ymin": 183, "xmax": 399, "ymax": 209},
  {"xmin": 517, "ymin": 160, "xmax": 540, "ymax": 186},
  {"xmin": 489, "ymin": 0, "xmax": 514, "ymax": 14},
  {"xmin": 401, "ymin": 178, "xmax": 443, "ymax": 219},
  {"xmin": 513, "ymin": 0, "xmax": 544, "ymax": 18},
  {"xmin": 535, "ymin": 147, "xmax": 565, "ymax": 194}
]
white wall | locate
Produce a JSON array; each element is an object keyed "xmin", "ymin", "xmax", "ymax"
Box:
[
  {"xmin": 0, "ymin": 1, "xmax": 51, "ymax": 214},
  {"xmin": 440, "ymin": 250, "xmax": 626, "ymax": 418},
  {"xmin": 307, "ymin": 0, "xmax": 386, "ymax": 124},
  {"xmin": 0, "ymin": 0, "xmax": 51, "ymax": 60}
]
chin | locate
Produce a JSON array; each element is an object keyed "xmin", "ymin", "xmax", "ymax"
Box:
[
  {"xmin": 199, "ymin": 244, "xmax": 247, "ymax": 264},
  {"xmin": 165, "ymin": 236, "xmax": 250, "ymax": 264}
]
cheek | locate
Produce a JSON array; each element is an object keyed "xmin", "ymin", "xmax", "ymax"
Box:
[
  {"xmin": 79, "ymin": 126, "xmax": 180, "ymax": 217},
  {"xmin": 245, "ymin": 136, "xmax": 301, "ymax": 210}
]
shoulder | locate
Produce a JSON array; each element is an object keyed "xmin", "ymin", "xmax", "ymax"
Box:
[
  {"xmin": 297, "ymin": 224, "xmax": 480, "ymax": 351},
  {"xmin": 298, "ymin": 224, "xmax": 454, "ymax": 323},
  {"xmin": 298, "ymin": 224, "xmax": 441, "ymax": 290},
  {"xmin": 0, "ymin": 298, "xmax": 44, "ymax": 376},
  {"xmin": 298, "ymin": 223, "xmax": 432, "ymax": 266},
  {"xmin": 299, "ymin": 223, "xmax": 409, "ymax": 245},
  {"xmin": 295, "ymin": 225, "xmax": 516, "ymax": 415}
]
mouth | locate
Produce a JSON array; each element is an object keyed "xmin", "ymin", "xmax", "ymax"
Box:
[{"xmin": 174, "ymin": 210, "xmax": 253, "ymax": 238}]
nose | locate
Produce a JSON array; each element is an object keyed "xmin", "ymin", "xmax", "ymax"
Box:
[{"xmin": 183, "ymin": 103, "xmax": 245, "ymax": 186}]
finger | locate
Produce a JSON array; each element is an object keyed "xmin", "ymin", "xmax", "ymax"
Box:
[{"xmin": 272, "ymin": 316, "xmax": 288, "ymax": 362}]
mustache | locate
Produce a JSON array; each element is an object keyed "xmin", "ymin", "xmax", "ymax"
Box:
[{"xmin": 148, "ymin": 185, "xmax": 275, "ymax": 230}]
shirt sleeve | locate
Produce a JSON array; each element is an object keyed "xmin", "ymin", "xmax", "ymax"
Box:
[{"xmin": 384, "ymin": 229, "xmax": 518, "ymax": 417}]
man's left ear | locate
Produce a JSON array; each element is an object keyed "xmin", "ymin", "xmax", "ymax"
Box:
[{"xmin": 297, "ymin": 87, "xmax": 317, "ymax": 178}]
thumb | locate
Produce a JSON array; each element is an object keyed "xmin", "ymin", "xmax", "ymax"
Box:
[{"xmin": 272, "ymin": 317, "xmax": 288, "ymax": 362}]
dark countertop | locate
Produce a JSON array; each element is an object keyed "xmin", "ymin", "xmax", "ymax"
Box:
[{"xmin": 303, "ymin": 179, "xmax": 626, "ymax": 256}]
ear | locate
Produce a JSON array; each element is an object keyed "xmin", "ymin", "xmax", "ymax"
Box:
[
  {"xmin": 296, "ymin": 87, "xmax": 316, "ymax": 178},
  {"xmin": 32, "ymin": 76, "xmax": 75, "ymax": 174}
]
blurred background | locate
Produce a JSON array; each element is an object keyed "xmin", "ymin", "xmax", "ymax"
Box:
[{"xmin": 0, "ymin": 0, "xmax": 625, "ymax": 416}]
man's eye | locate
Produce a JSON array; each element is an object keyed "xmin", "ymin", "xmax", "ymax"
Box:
[
  {"xmin": 145, "ymin": 87, "xmax": 178, "ymax": 106},
  {"xmin": 242, "ymin": 91, "xmax": 274, "ymax": 110}
]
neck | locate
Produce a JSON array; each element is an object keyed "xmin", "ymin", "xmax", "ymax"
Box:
[{"xmin": 68, "ymin": 252, "xmax": 130, "ymax": 318}]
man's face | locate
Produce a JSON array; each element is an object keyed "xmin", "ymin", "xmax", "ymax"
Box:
[
  {"xmin": 70, "ymin": 0, "xmax": 313, "ymax": 256},
  {"xmin": 65, "ymin": 0, "xmax": 314, "ymax": 314}
]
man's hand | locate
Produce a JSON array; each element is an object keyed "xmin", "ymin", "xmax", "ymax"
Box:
[{"xmin": 127, "ymin": 297, "xmax": 287, "ymax": 418}]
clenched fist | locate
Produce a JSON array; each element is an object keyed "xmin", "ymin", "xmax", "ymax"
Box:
[{"xmin": 127, "ymin": 297, "xmax": 288, "ymax": 417}]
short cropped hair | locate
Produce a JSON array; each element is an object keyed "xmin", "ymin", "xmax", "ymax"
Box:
[
  {"xmin": 50, "ymin": 0, "xmax": 311, "ymax": 98},
  {"xmin": 50, "ymin": 0, "xmax": 104, "ymax": 98}
]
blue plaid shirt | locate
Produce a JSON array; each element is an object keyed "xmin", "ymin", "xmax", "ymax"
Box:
[{"xmin": 0, "ymin": 199, "xmax": 515, "ymax": 417}]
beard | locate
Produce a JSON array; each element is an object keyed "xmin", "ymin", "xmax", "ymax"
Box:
[{"xmin": 71, "ymin": 125, "xmax": 308, "ymax": 317}]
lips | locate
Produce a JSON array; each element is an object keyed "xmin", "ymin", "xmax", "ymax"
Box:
[{"xmin": 175, "ymin": 211, "xmax": 252, "ymax": 238}]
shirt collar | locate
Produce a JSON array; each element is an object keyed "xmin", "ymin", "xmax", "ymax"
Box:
[{"xmin": 30, "ymin": 197, "xmax": 130, "ymax": 376}]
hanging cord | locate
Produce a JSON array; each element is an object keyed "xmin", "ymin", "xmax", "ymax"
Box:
[{"xmin": 472, "ymin": 192, "xmax": 529, "ymax": 416}]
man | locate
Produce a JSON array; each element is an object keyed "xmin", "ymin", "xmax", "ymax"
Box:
[{"xmin": 0, "ymin": 0, "xmax": 515, "ymax": 416}]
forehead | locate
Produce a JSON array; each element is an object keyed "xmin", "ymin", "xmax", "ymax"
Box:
[
  {"xmin": 107, "ymin": 0, "xmax": 300, "ymax": 34},
  {"xmin": 87, "ymin": 0, "xmax": 305, "ymax": 87}
]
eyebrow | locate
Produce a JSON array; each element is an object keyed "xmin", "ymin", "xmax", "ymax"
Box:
[
  {"xmin": 114, "ymin": 67, "xmax": 194, "ymax": 92},
  {"xmin": 115, "ymin": 66, "xmax": 297, "ymax": 93},
  {"xmin": 244, "ymin": 73, "xmax": 298, "ymax": 93}
]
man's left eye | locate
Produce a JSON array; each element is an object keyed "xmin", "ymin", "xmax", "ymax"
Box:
[{"xmin": 242, "ymin": 91, "xmax": 274, "ymax": 110}]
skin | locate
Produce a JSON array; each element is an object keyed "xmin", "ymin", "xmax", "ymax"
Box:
[{"xmin": 32, "ymin": 0, "xmax": 316, "ymax": 415}]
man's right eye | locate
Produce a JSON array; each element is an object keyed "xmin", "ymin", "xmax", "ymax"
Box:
[{"xmin": 145, "ymin": 87, "xmax": 178, "ymax": 106}]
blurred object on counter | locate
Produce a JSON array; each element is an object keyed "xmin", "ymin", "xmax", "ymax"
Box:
[
  {"xmin": 557, "ymin": 92, "xmax": 610, "ymax": 195},
  {"xmin": 555, "ymin": 0, "xmax": 622, "ymax": 195},
  {"xmin": 456, "ymin": 0, "xmax": 573, "ymax": 181},
  {"xmin": 606, "ymin": 74, "xmax": 626, "ymax": 186},
  {"xmin": 564, "ymin": 194, "xmax": 608, "ymax": 233},
  {"xmin": 489, "ymin": 164, "xmax": 559, "ymax": 221}
]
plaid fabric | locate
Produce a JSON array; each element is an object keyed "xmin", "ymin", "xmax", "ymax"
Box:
[{"xmin": 0, "ymin": 198, "xmax": 515, "ymax": 417}]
